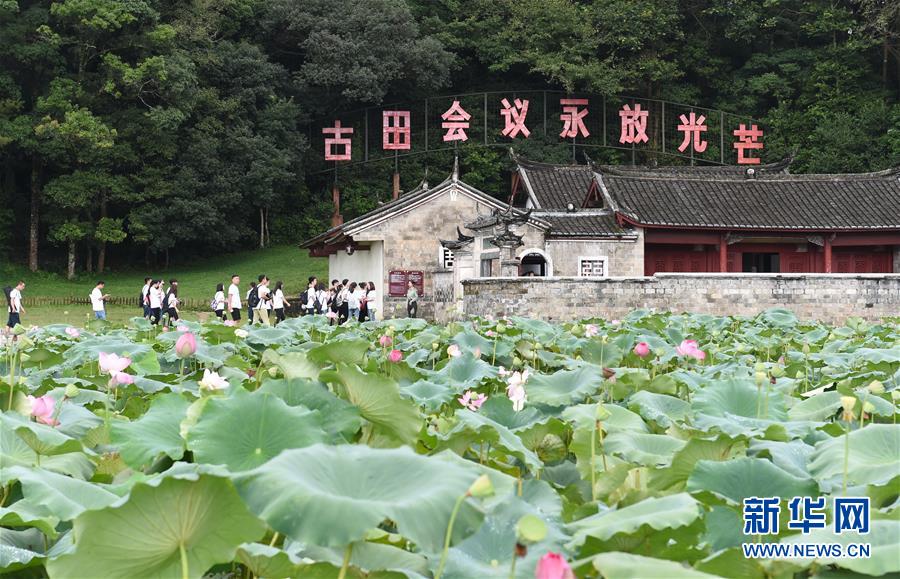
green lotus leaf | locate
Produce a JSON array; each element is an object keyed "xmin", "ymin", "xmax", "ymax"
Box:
[
  {"xmin": 401, "ymin": 379, "xmax": 456, "ymax": 413},
  {"xmin": 0, "ymin": 422, "xmax": 94, "ymax": 480},
  {"xmin": 111, "ymin": 392, "xmax": 189, "ymax": 469},
  {"xmin": 1, "ymin": 414, "xmax": 84, "ymax": 457},
  {"xmin": 808, "ymin": 424, "xmax": 900, "ymax": 489},
  {"xmin": 244, "ymin": 326, "xmax": 298, "ymax": 347},
  {"xmin": 649, "ymin": 436, "xmax": 741, "ymax": 492},
  {"xmin": 748, "ymin": 439, "xmax": 814, "ymax": 479},
  {"xmin": 787, "ymin": 390, "xmax": 842, "ymax": 421},
  {"xmin": 233, "ymin": 444, "xmax": 483, "ymax": 552},
  {"xmin": 187, "ymin": 388, "xmax": 328, "ymax": 471},
  {"xmin": 259, "ymin": 378, "xmax": 362, "ymax": 441},
  {"xmin": 433, "ymin": 355, "xmax": 498, "ymax": 390},
  {"xmin": 308, "ymin": 337, "xmax": 371, "ymax": 365},
  {"xmin": 525, "ymin": 364, "xmax": 604, "ymax": 406},
  {"xmin": 627, "ymin": 391, "xmax": 692, "ymax": 427},
  {"xmin": 0, "ymin": 528, "xmax": 46, "ymax": 574},
  {"xmin": 0, "ymin": 500, "xmax": 59, "ymax": 537},
  {"xmin": 436, "ymin": 409, "xmax": 542, "ymax": 471},
  {"xmin": 581, "ymin": 341, "xmax": 624, "ymax": 367},
  {"xmin": 235, "ymin": 543, "xmax": 304, "ymax": 578},
  {"xmin": 591, "ymin": 552, "xmax": 721, "ymax": 579},
  {"xmin": 47, "ymin": 474, "xmax": 265, "ymax": 579},
  {"xmin": 693, "ymin": 378, "xmax": 788, "ymax": 421},
  {"xmin": 568, "ymin": 493, "xmax": 702, "ymax": 548},
  {"xmin": 686, "ymin": 457, "xmax": 818, "ymax": 504},
  {"xmin": 295, "ymin": 540, "xmax": 431, "ymax": 578},
  {"xmin": 2, "ymin": 466, "xmax": 123, "ymax": 521},
  {"xmin": 778, "ymin": 519, "xmax": 899, "ymax": 576},
  {"xmin": 262, "ymin": 349, "xmax": 321, "ymax": 380},
  {"xmin": 603, "ymin": 432, "xmax": 686, "ymax": 467}
]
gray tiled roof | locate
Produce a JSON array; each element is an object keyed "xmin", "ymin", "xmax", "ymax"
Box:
[
  {"xmin": 538, "ymin": 212, "xmax": 632, "ymax": 237},
  {"xmin": 518, "ymin": 159, "xmax": 594, "ymax": 209}
]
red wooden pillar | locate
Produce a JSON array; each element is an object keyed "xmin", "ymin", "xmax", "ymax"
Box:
[
  {"xmin": 331, "ymin": 182, "xmax": 343, "ymax": 227},
  {"xmin": 718, "ymin": 234, "xmax": 728, "ymax": 272},
  {"xmin": 392, "ymin": 172, "xmax": 400, "ymax": 200},
  {"xmin": 824, "ymin": 235, "xmax": 833, "ymax": 273}
]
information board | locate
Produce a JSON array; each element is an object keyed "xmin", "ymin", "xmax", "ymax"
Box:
[{"xmin": 388, "ymin": 270, "xmax": 425, "ymax": 297}]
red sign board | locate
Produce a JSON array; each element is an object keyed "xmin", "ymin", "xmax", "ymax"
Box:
[{"xmin": 389, "ymin": 270, "xmax": 424, "ymax": 297}]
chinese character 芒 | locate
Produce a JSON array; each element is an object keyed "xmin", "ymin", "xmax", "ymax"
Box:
[
  {"xmin": 733, "ymin": 123, "xmax": 763, "ymax": 164},
  {"xmin": 500, "ymin": 98, "xmax": 530, "ymax": 138},
  {"xmin": 383, "ymin": 111, "xmax": 411, "ymax": 150},
  {"xmin": 743, "ymin": 497, "xmax": 780, "ymax": 535},
  {"xmin": 834, "ymin": 497, "xmax": 870, "ymax": 534},
  {"xmin": 323, "ymin": 120, "xmax": 353, "ymax": 161},
  {"xmin": 559, "ymin": 98, "xmax": 589, "ymax": 139},
  {"xmin": 677, "ymin": 112, "xmax": 708, "ymax": 153},
  {"xmin": 619, "ymin": 103, "xmax": 648, "ymax": 144},
  {"xmin": 787, "ymin": 496, "xmax": 827, "ymax": 534},
  {"xmin": 441, "ymin": 100, "xmax": 471, "ymax": 142}
]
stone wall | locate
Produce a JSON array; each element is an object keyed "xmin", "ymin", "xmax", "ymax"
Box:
[
  {"xmin": 461, "ymin": 273, "xmax": 900, "ymax": 323},
  {"xmin": 544, "ymin": 232, "xmax": 644, "ymax": 277}
]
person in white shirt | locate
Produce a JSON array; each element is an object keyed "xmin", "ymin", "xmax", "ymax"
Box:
[
  {"xmin": 365, "ymin": 281, "xmax": 378, "ymax": 321},
  {"xmin": 163, "ymin": 279, "xmax": 180, "ymax": 328},
  {"xmin": 90, "ymin": 281, "xmax": 109, "ymax": 320},
  {"xmin": 141, "ymin": 277, "xmax": 151, "ymax": 318},
  {"xmin": 227, "ymin": 274, "xmax": 242, "ymax": 321},
  {"xmin": 253, "ymin": 275, "xmax": 271, "ymax": 326},
  {"xmin": 315, "ymin": 284, "xmax": 328, "ymax": 314},
  {"xmin": 213, "ymin": 283, "xmax": 227, "ymax": 320},
  {"xmin": 346, "ymin": 282, "xmax": 360, "ymax": 321},
  {"xmin": 148, "ymin": 279, "xmax": 163, "ymax": 325},
  {"xmin": 302, "ymin": 278, "xmax": 317, "ymax": 316},
  {"xmin": 5, "ymin": 280, "xmax": 25, "ymax": 336},
  {"xmin": 272, "ymin": 281, "xmax": 290, "ymax": 325}
]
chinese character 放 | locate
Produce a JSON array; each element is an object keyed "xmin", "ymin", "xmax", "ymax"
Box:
[
  {"xmin": 383, "ymin": 111, "xmax": 411, "ymax": 150},
  {"xmin": 560, "ymin": 98, "xmax": 589, "ymax": 139},
  {"xmin": 441, "ymin": 100, "xmax": 471, "ymax": 142},
  {"xmin": 619, "ymin": 103, "xmax": 648, "ymax": 145},
  {"xmin": 787, "ymin": 496, "xmax": 827, "ymax": 534},
  {"xmin": 323, "ymin": 120, "xmax": 353, "ymax": 161},
  {"xmin": 733, "ymin": 123, "xmax": 764, "ymax": 164},
  {"xmin": 677, "ymin": 112, "xmax": 707, "ymax": 153},
  {"xmin": 743, "ymin": 497, "xmax": 780, "ymax": 535},
  {"xmin": 500, "ymin": 98, "xmax": 530, "ymax": 138},
  {"xmin": 834, "ymin": 497, "xmax": 870, "ymax": 534}
]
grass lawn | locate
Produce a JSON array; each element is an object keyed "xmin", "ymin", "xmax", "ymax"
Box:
[
  {"xmin": 16, "ymin": 304, "xmax": 229, "ymax": 327},
  {"xmin": 1, "ymin": 245, "xmax": 327, "ymax": 302}
]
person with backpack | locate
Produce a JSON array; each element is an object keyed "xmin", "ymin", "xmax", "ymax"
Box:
[
  {"xmin": 5, "ymin": 280, "xmax": 25, "ymax": 336},
  {"xmin": 339, "ymin": 278, "xmax": 350, "ymax": 324},
  {"xmin": 227, "ymin": 274, "xmax": 241, "ymax": 322},
  {"xmin": 147, "ymin": 279, "xmax": 163, "ymax": 324},
  {"xmin": 140, "ymin": 277, "xmax": 151, "ymax": 318},
  {"xmin": 212, "ymin": 283, "xmax": 227, "ymax": 320},
  {"xmin": 90, "ymin": 281, "xmax": 110, "ymax": 320},
  {"xmin": 315, "ymin": 283, "xmax": 328, "ymax": 315},
  {"xmin": 251, "ymin": 275, "xmax": 271, "ymax": 325},
  {"xmin": 300, "ymin": 277, "xmax": 317, "ymax": 316},
  {"xmin": 246, "ymin": 281, "xmax": 257, "ymax": 323},
  {"xmin": 272, "ymin": 281, "xmax": 290, "ymax": 325},
  {"xmin": 163, "ymin": 280, "xmax": 179, "ymax": 327}
]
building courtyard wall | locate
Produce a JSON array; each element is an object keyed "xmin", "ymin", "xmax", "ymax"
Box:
[{"xmin": 544, "ymin": 230, "xmax": 644, "ymax": 277}]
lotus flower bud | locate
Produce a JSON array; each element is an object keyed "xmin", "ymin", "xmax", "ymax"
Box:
[
  {"xmin": 802, "ymin": 343, "xmax": 810, "ymax": 355},
  {"xmin": 755, "ymin": 371, "xmax": 768, "ymax": 386},
  {"xmin": 497, "ymin": 323, "xmax": 506, "ymax": 333},
  {"xmin": 512, "ymin": 356, "xmax": 522, "ymax": 367},
  {"xmin": 385, "ymin": 326, "xmax": 396, "ymax": 336},
  {"xmin": 795, "ymin": 370, "xmax": 805, "ymax": 380},
  {"xmin": 755, "ymin": 362, "xmax": 766, "ymax": 373},
  {"xmin": 432, "ymin": 342, "xmax": 439, "ymax": 350},
  {"xmin": 771, "ymin": 365, "xmax": 785, "ymax": 378},
  {"xmin": 268, "ymin": 367, "xmax": 279, "ymax": 378},
  {"xmin": 840, "ymin": 396, "xmax": 857, "ymax": 421},
  {"xmin": 174, "ymin": 332, "xmax": 197, "ymax": 358},
  {"xmin": 467, "ymin": 474, "xmax": 494, "ymax": 498},
  {"xmin": 515, "ymin": 514, "xmax": 548, "ymax": 544},
  {"xmin": 65, "ymin": 384, "xmax": 80, "ymax": 398},
  {"xmin": 866, "ymin": 380, "xmax": 884, "ymax": 394},
  {"xmin": 862, "ymin": 401, "xmax": 875, "ymax": 414},
  {"xmin": 892, "ymin": 390, "xmax": 900, "ymax": 402}
]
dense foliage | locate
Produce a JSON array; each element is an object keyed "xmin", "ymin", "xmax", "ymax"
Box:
[
  {"xmin": 1, "ymin": 0, "xmax": 898, "ymax": 273},
  {"xmin": 1, "ymin": 310, "xmax": 898, "ymax": 577}
]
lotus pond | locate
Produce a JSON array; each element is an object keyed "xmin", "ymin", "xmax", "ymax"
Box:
[{"xmin": 1, "ymin": 309, "xmax": 898, "ymax": 578}]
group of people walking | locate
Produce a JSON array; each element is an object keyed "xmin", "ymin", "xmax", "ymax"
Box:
[
  {"xmin": 298, "ymin": 277, "xmax": 380, "ymax": 324},
  {"xmin": 140, "ymin": 278, "xmax": 182, "ymax": 326}
]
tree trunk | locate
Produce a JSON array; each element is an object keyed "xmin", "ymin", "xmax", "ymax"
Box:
[
  {"xmin": 97, "ymin": 195, "xmax": 107, "ymax": 273},
  {"xmin": 259, "ymin": 207, "xmax": 265, "ymax": 249},
  {"xmin": 28, "ymin": 159, "xmax": 41, "ymax": 272},
  {"xmin": 86, "ymin": 244, "xmax": 93, "ymax": 273},
  {"xmin": 67, "ymin": 240, "xmax": 76, "ymax": 280},
  {"xmin": 264, "ymin": 207, "xmax": 270, "ymax": 246}
]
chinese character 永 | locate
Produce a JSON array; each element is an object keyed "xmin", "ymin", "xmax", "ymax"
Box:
[
  {"xmin": 383, "ymin": 111, "xmax": 411, "ymax": 150},
  {"xmin": 559, "ymin": 98, "xmax": 589, "ymax": 139},
  {"xmin": 441, "ymin": 100, "xmax": 471, "ymax": 142},
  {"xmin": 743, "ymin": 497, "xmax": 780, "ymax": 535},
  {"xmin": 733, "ymin": 123, "xmax": 764, "ymax": 164},
  {"xmin": 834, "ymin": 497, "xmax": 870, "ymax": 534},
  {"xmin": 500, "ymin": 98, "xmax": 530, "ymax": 138},
  {"xmin": 619, "ymin": 103, "xmax": 648, "ymax": 144},
  {"xmin": 323, "ymin": 120, "xmax": 353, "ymax": 161},
  {"xmin": 787, "ymin": 496, "xmax": 827, "ymax": 534},
  {"xmin": 677, "ymin": 112, "xmax": 707, "ymax": 153}
]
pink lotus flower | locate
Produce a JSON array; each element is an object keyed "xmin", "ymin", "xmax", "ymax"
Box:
[
  {"xmin": 379, "ymin": 335, "xmax": 393, "ymax": 347},
  {"xmin": 326, "ymin": 311, "xmax": 338, "ymax": 319},
  {"xmin": 447, "ymin": 344, "xmax": 461, "ymax": 358},
  {"xmin": 65, "ymin": 327, "xmax": 80, "ymax": 338},
  {"xmin": 506, "ymin": 369, "xmax": 530, "ymax": 412},
  {"xmin": 458, "ymin": 390, "xmax": 487, "ymax": 411},
  {"xmin": 175, "ymin": 332, "xmax": 197, "ymax": 358},
  {"xmin": 584, "ymin": 324, "xmax": 599, "ymax": 338},
  {"xmin": 535, "ymin": 552, "xmax": 575, "ymax": 579},
  {"xmin": 99, "ymin": 352, "xmax": 132, "ymax": 374},
  {"xmin": 199, "ymin": 369, "xmax": 229, "ymax": 391},
  {"xmin": 388, "ymin": 349, "xmax": 403, "ymax": 363},
  {"xmin": 611, "ymin": 319, "xmax": 620, "ymax": 326},
  {"xmin": 634, "ymin": 342, "xmax": 650, "ymax": 357},
  {"xmin": 675, "ymin": 339, "xmax": 706, "ymax": 361},
  {"xmin": 110, "ymin": 371, "xmax": 134, "ymax": 386},
  {"xmin": 498, "ymin": 366, "xmax": 510, "ymax": 377},
  {"xmin": 27, "ymin": 394, "xmax": 57, "ymax": 426},
  {"xmin": 472, "ymin": 347, "xmax": 481, "ymax": 359},
  {"xmin": 224, "ymin": 319, "xmax": 236, "ymax": 327},
  {"xmin": 485, "ymin": 330, "xmax": 497, "ymax": 338},
  {"xmin": 177, "ymin": 325, "xmax": 189, "ymax": 332}
]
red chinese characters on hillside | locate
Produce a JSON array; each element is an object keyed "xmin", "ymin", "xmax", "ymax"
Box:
[{"xmin": 323, "ymin": 98, "xmax": 763, "ymax": 164}]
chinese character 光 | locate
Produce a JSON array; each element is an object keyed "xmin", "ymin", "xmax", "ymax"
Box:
[
  {"xmin": 559, "ymin": 98, "xmax": 589, "ymax": 139},
  {"xmin": 743, "ymin": 497, "xmax": 780, "ymax": 535},
  {"xmin": 383, "ymin": 111, "xmax": 411, "ymax": 151},
  {"xmin": 441, "ymin": 100, "xmax": 471, "ymax": 142},
  {"xmin": 500, "ymin": 98, "xmax": 530, "ymax": 138},
  {"xmin": 619, "ymin": 103, "xmax": 648, "ymax": 145},
  {"xmin": 834, "ymin": 497, "xmax": 870, "ymax": 534},
  {"xmin": 787, "ymin": 496, "xmax": 827, "ymax": 534},
  {"xmin": 677, "ymin": 112, "xmax": 707, "ymax": 153},
  {"xmin": 733, "ymin": 123, "xmax": 764, "ymax": 164},
  {"xmin": 323, "ymin": 120, "xmax": 353, "ymax": 161}
]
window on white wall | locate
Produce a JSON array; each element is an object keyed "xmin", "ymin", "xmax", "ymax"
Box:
[
  {"xmin": 579, "ymin": 256, "xmax": 608, "ymax": 277},
  {"xmin": 441, "ymin": 247, "xmax": 455, "ymax": 268}
]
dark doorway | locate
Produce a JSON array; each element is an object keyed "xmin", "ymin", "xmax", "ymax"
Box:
[
  {"xmin": 520, "ymin": 252, "xmax": 548, "ymax": 276},
  {"xmin": 742, "ymin": 252, "xmax": 780, "ymax": 273}
]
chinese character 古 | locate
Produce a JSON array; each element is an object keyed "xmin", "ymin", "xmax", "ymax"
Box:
[
  {"xmin": 323, "ymin": 120, "xmax": 353, "ymax": 161},
  {"xmin": 787, "ymin": 496, "xmax": 827, "ymax": 534},
  {"xmin": 559, "ymin": 98, "xmax": 590, "ymax": 139},
  {"xmin": 677, "ymin": 112, "xmax": 708, "ymax": 153},
  {"xmin": 743, "ymin": 497, "xmax": 780, "ymax": 535},
  {"xmin": 733, "ymin": 123, "xmax": 764, "ymax": 164},
  {"xmin": 383, "ymin": 111, "xmax": 411, "ymax": 150},
  {"xmin": 619, "ymin": 103, "xmax": 648, "ymax": 144},
  {"xmin": 834, "ymin": 498, "xmax": 870, "ymax": 534},
  {"xmin": 500, "ymin": 98, "xmax": 530, "ymax": 138},
  {"xmin": 441, "ymin": 100, "xmax": 471, "ymax": 142}
]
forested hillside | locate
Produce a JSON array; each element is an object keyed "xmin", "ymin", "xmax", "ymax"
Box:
[{"xmin": 1, "ymin": 0, "xmax": 897, "ymax": 275}]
